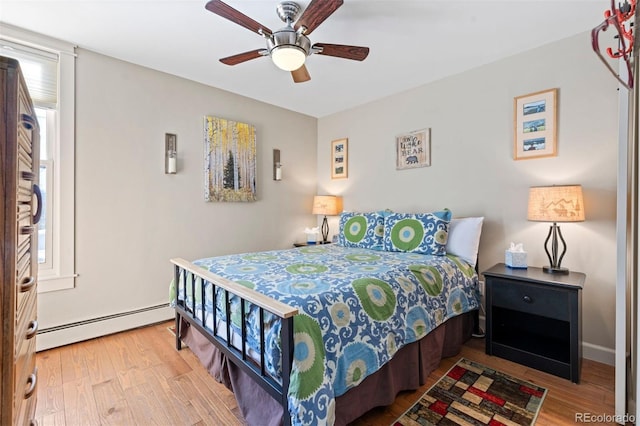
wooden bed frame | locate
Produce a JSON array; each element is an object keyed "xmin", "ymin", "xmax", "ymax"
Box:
[{"xmin": 171, "ymin": 256, "xmax": 480, "ymax": 425}]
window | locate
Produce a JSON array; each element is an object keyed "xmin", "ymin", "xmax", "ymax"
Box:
[
  {"xmin": 1, "ymin": 24, "xmax": 76, "ymax": 292},
  {"xmin": 35, "ymin": 108, "xmax": 53, "ymax": 269}
]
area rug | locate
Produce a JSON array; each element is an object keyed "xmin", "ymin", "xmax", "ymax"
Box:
[{"xmin": 393, "ymin": 358, "xmax": 547, "ymax": 426}]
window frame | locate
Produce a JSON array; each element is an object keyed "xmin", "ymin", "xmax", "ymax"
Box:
[
  {"xmin": 36, "ymin": 107, "xmax": 54, "ymax": 271},
  {"xmin": 1, "ymin": 24, "xmax": 77, "ymax": 292}
]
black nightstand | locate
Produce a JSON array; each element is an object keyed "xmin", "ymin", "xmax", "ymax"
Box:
[{"xmin": 483, "ymin": 263, "xmax": 585, "ymax": 383}]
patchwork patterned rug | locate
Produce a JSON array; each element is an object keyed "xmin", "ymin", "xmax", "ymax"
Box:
[{"xmin": 393, "ymin": 358, "xmax": 547, "ymax": 426}]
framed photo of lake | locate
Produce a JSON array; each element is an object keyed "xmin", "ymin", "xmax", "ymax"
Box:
[{"xmin": 513, "ymin": 88, "xmax": 558, "ymax": 160}]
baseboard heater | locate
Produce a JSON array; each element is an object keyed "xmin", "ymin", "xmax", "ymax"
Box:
[
  {"xmin": 36, "ymin": 303, "xmax": 173, "ymax": 351},
  {"xmin": 37, "ymin": 303, "xmax": 170, "ymax": 335}
]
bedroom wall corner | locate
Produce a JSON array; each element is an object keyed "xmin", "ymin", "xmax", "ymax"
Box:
[{"xmin": 317, "ymin": 31, "xmax": 618, "ymax": 365}]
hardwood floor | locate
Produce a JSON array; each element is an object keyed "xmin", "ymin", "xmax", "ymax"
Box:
[{"xmin": 35, "ymin": 321, "xmax": 615, "ymax": 425}]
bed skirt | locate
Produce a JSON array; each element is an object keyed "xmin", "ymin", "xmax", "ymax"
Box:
[{"xmin": 179, "ymin": 310, "xmax": 475, "ymax": 426}]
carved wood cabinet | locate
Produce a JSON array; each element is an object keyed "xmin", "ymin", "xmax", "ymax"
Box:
[{"xmin": 1, "ymin": 56, "xmax": 41, "ymax": 426}]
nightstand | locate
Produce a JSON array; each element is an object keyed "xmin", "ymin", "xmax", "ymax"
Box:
[{"xmin": 483, "ymin": 263, "xmax": 585, "ymax": 383}]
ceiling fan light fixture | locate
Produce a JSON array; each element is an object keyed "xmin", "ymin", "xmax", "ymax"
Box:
[
  {"xmin": 271, "ymin": 45, "xmax": 306, "ymax": 71},
  {"xmin": 207, "ymin": 0, "xmax": 370, "ymax": 83}
]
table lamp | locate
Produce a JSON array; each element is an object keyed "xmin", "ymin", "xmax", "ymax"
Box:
[
  {"xmin": 527, "ymin": 184, "xmax": 585, "ymax": 274},
  {"xmin": 312, "ymin": 195, "xmax": 343, "ymax": 244}
]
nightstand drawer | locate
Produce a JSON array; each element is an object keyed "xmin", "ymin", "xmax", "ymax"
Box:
[{"xmin": 491, "ymin": 278, "xmax": 569, "ymax": 321}]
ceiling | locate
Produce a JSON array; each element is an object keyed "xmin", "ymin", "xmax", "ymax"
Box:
[{"xmin": 1, "ymin": 0, "xmax": 609, "ymax": 118}]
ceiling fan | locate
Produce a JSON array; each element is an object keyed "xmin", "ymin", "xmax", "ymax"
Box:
[{"xmin": 205, "ymin": 0, "xmax": 370, "ymax": 83}]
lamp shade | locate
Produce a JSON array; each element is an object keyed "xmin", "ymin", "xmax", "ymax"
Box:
[
  {"xmin": 312, "ymin": 195, "xmax": 342, "ymax": 216},
  {"xmin": 527, "ymin": 185, "xmax": 585, "ymax": 223},
  {"xmin": 271, "ymin": 45, "xmax": 306, "ymax": 71}
]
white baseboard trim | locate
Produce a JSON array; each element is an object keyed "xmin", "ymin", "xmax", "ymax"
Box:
[
  {"xmin": 36, "ymin": 304, "xmax": 174, "ymax": 352},
  {"xmin": 582, "ymin": 341, "xmax": 615, "ymax": 366},
  {"xmin": 477, "ymin": 314, "xmax": 614, "ymax": 366}
]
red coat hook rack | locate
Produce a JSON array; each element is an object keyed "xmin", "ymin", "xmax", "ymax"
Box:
[{"xmin": 591, "ymin": 0, "xmax": 636, "ymax": 89}]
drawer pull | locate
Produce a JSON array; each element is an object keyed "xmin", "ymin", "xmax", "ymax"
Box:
[
  {"xmin": 26, "ymin": 320, "xmax": 38, "ymax": 340},
  {"xmin": 20, "ymin": 113, "xmax": 36, "ymax": 130},
  {"xmin": 33, "ymin": 184, "xmax": 43, "ymax": 225},
  {"xmin": 20, "ymin": 225, "xmax": 35, "ymax": 235},
  {"xmin": 21, "ymin": 171, "xmax": 35, "ymax": 181},
  {"xmin": 523, "ymin": 295, "xmax": 533, "ymax": 303},
  {"xmin": 24, "ymin": 371, "xmax": 37, "ymax": 399},
  {"xmin": 20, "ymin": 276, "xmax": 36, "ymax": 293}
]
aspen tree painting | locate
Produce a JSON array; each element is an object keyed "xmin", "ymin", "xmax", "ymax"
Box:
[{"xmin": 204, "ymin": 116, "xmax": 257, "ymax": 202}]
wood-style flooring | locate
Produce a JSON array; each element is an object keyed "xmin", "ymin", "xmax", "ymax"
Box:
[{"xmin": 35, "ymin": 321, "xmax": 615, "ymax": 425}]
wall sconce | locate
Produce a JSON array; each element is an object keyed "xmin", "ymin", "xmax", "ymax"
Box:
[
  {"xmin": 165, "ymin": 133, "xmax": 177, "ymax": 174},
  {"xmin": 273, "ymin": 149, "xmax": 282, "ymax": 181}
]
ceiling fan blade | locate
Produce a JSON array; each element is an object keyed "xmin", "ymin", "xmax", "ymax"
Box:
[
  {"xmin": 220, "ymin": 49, "xmax": 266, "ymax": 66},
  {"xmin": 291, "ymin": 64, "xmax": 311, "ymax": 83},
  {"xmin": 294, "ymin": 0, "xmax": 343, "ymax": 35},
  {"xmin": 313, "ymin": 43, "xmax": 370, "ymax": 61},
  {"xmin": 205, "ymin": 0, "xmax": 272, "ymax": 36}
]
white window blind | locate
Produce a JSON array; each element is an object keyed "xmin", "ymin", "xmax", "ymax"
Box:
[{"xmin": 0, "ymin": 40, "xmax": 58, "ymax": 109}]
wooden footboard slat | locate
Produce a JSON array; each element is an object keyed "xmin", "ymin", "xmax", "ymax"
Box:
[{"xmin": 171, "ymin": 257, "xmax": 298, "ymax": 425}]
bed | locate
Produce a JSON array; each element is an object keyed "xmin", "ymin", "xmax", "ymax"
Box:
[{"xmin": 169, "ymin": 211, "xmax": 483, "ymax": 425}]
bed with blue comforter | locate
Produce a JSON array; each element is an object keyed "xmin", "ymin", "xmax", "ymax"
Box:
[{"xmin": 170, "ymin": 243, "xmax": 479, "ymax": 425}]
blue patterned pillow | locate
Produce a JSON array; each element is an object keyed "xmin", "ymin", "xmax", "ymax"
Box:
[
  {"xmin": 383, "ymin": 210, "xmax": 452, "ymax": 255},
  {"xmin": 338, "ymin": 212, "xmax": 385, "ymax": 250}
]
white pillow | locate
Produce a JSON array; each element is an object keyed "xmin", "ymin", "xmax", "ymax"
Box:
[{"xmin": 446, "ymin": 217, "xmax": 484, "ymax": 267}]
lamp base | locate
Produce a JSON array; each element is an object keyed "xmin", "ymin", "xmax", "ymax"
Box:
[
  {"xmin": 543, "ymin": 265, "xmax": 570, "ymax": 274},
  {"xmin": 321, "ymin": 216, "xmax": 329, "ymax": 244},
  {"xmin": 542, "ymin": 223, "xmax": 570, "ymax": 275}
]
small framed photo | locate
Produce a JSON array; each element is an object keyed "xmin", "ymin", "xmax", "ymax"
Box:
[
  {"xmin": 396, "ymin": 128, "xmax": 430, "ymax": 170},
  {"xmin": 513, "ymin": 88, "xmax": 558, "ymax": 160},
  {"xmin": 331, "ymin": 138, "xmax": 348, "ymax": 179}
]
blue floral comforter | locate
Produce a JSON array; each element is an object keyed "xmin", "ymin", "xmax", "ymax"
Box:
[{"xmin": 171, "ymin": 244, "xmax": 479, "ymax": 425}]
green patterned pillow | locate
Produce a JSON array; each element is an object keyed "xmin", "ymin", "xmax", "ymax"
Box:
[
  {"xmin": 337, "ymin": 212, "xmax": 386, "ymax": 250},
  {"xmin": 383, "ymin": 210, "xmax": 451, "ymax": 255}
]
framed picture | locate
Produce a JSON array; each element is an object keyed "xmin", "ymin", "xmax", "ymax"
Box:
[
  {"xmin": 396, "ymin": 128, "xmax": 430, "ymax": 170},
  {"xmin": 513, "ymin": 88, "xmax": 558, "ymax": 160},
  {"xmin": 203, "ymin": 116, "xmax": 257, "ymax": 202},
  {"xmin": 331, "ymin": 138, "xmax": 348, "ymax": 179}
]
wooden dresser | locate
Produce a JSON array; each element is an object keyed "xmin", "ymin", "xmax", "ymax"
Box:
[{"xmin": 1, "ymin": 56, "xmax": 41, "ymax": 426}]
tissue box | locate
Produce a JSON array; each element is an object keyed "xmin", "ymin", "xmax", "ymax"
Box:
[{"xmin": 505, "ymin": 250, "xmax": 527, "ymax": 269}]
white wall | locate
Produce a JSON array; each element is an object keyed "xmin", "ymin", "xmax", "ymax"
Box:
[
  {"xmin": 37, "ymin": 49, "xmax": 318, "ymax": 349},
  {"xmin": 37, "ymin": 33, "xmax": 618, "ymax": 362},
  {"xmin": 317, "ymin": 32, "xmax": 618, "ymax": 364}
]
